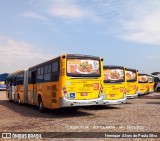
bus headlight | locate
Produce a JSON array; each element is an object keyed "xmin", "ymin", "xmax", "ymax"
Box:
[
  {"xmin": 64, "ymin": 94, "xmax": 69, "ymax": 99},
  {"xmin": 103, "ymin": 94, "xmax": 107, "ymax": 100},
  {"xmin": 136, "ymin": 87, "xmax": 139, "ymax": 93},
  {"xmin": 99, "ymin": 86, "xmax": 103, "ymax": 98},
  {"xmin": 124, "ymin": 89, "xmax": 127, "ymax": 98},
  {"xmin": 62, "ymin": 86, "xmax": 69, "ymax": 99}
]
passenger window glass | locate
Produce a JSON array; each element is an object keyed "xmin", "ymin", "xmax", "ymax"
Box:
[
  {"xmin": 45, "ymin": 66, "xmax": 48, "ymax": 74},
  {"xmin": 41, "ymin": 67, "xmax": 44, "ymax": 74},
  {"xmin": 52, "ymin": 62, "xmax": 58, "ymax": 72},
  {"xmin": 48, "ymin": 65, "xmax": 51, "ymax": 73},
  {"xmin": 38, "ymin": 68, "xmax": 41, "ymax": 75}
]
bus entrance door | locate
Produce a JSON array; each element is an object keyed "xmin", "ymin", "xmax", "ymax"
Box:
[{"xmin": 30, "ymin": 71, "xmax": 37, "ymax": 105}]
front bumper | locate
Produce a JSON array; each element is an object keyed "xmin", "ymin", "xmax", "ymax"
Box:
[
  {"xmin": 59, "ymin": 96, "xmax": 104, "ymax": 107},
  {"xmin": 126, "ymin": 93, "xmax": 138, "ymax": 99},
  {"xmin": 149, "ymin": 90, "xmax": 154, "ymax": 93},
  {"xmin": 103, "ymin": 96, "xmax": 127, "ymax": 105},
  {"xmin": 138, "ymin": 91, "xmax": 149, "ymax": 95}
]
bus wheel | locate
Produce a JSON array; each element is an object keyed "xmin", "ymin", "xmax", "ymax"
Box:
[
  {"xmin": 17, "ymin": 94, "xmax": 21, "ymax": 105},
  {"xmin": 70, "ymin": 107, "xmax": 79, "ymax": 111},
  {"xmin": 38, "ymin": 96, "xmax": 45, "ymax": 113},
  {"xmin": 157, "ymin": 87, "xmax": 160, "ymax": 92},
  {"xmin": 8, "ymin": 93, "xmax": 12, "ymax": 102}
]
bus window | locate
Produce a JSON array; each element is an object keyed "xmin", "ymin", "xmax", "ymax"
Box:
[
  {"xmin": 67, "ymin": 59, "xmax": 100, "ymax": 77},
  {"xmin": 31, "ymin": 71, "xmax": 36, "ymax": 84}
]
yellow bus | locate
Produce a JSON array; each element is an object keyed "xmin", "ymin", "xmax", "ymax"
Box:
[
  {"xmin": 125, "ymin": 68, "xmax": 138, "ymax": 98},
  {"xmin": 6, "ymin": 54, "xmax": 104, "ymax": 112},
  {"xmin": 6, "ymin": 70, "xmax": 28, "ymax": 102},
  {"xmin": 138, "ymin": 73, "xmax": 149, "ymax": 95},
  {"xmin": 148, "ymin": 75, "xmax": 154, "ymax": 93},
  {"xmin": 103, "ymin": 65, "xmax": 126, "ymax": 105}
]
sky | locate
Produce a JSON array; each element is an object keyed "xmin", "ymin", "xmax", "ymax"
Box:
[{"xmin": 0, "ymin": 0, "xmax": 160, "ymax": 74}]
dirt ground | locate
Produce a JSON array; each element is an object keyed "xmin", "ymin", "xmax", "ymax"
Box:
[{"xmin": 0, "ymin": 91, "xmax": 160, "ymax": 140}]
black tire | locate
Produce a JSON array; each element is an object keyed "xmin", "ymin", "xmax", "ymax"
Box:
[
  {"xmin": 8, "ymin": 93, "xmax": 12, "ymax": 102},
  {"xmin": 38, "ymin": 96, "xmax": 45, "ymax": 113},
  {"xmin": 70, "ymin": 107, "xmax": 79, "ymax": 111},
  {"xmin": 157, "ymin": 87, "xmax": 160, "ymax": 92}
]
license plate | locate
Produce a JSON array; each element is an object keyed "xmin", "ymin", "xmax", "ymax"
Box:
[
  {"xmin": 81, "ymin": 93, "xmax": 88, "ymax": 96},
  {"xmin": 109, "ymin": 90, "xmax": 116, "ymax": 94},
  {"xmin": 110, "ymin": 94, "xmax": 115, "ymax": 97}
]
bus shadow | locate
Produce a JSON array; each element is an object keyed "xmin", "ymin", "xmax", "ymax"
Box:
[
  {"xmin": 0, "ymin": 100, "xmax": 94, "ymax": 118},
  {"xmin": 138, "ymin": 95, "xmax": 160, "ymax": 99},
  {"xmin": 146, "ymin": 102, "xmax": 160, "ymax": 105},
  {"xmin": 124, "ymin": 101, "xmax": 133, "ymax": 104},
  {"xmin": 81, "ymin": 105, "xmax": 122, "ymax": 110}
]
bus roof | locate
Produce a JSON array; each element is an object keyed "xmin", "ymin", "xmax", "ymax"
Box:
[
  {"xmin": 67, "ymin": 54, "xmax": 101, "ymax": 59},
  {"xmin": 138, "ymin": 73, "xmax": 148, "ymax": 76},
  {"xmin": 103, "ymin": 65, "xmax": 125, "ymax": 69},
  {"xmin": 28, "ymin": 54, "xmax": 102, "ymax": 70},
  {"xmin": 126, "ymin": 68, "xmax": 138, "ymax": 71},
  {"xmin": 7, "ymin": 70, "xmax": 25, "ymax": 78}
]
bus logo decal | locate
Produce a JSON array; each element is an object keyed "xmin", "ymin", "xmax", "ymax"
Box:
[
  {"xmin": 66, "ymin": 81, "xmax": 70, "ymax": 85},
  {"xmin": 70, "ymin": 93, "xmax": 75, "ymax": 99}
]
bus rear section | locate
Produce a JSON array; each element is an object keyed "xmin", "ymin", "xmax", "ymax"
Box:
[
  {"xmin": 59, "ymin": 54, "xmax": 104, "ymax": 107},
  {"xmin": 126, "ymin": 69, "xmax": 138, "ymax": 98},
  {"xmin": 138, "ymin": 73, "xmax": 149, "ymax": 95},
  {"xmin": 22, "ymin": 54, "xmax": 104, "ymax": 112},
  {"xmin": 103, "ymin": 66, "xmax": 126, "ymax": 105},
  {"xmin": 148, "ymin": 75, "xmax": 154, "ymax": 93}
]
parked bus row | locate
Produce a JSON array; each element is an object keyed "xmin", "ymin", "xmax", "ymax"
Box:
[{"xmin": 5, "ymin": 54, "xmax": 157, "ymax": 112}]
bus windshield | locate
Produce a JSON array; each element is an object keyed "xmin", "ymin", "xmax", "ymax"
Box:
[
  {"xmin": 126, "ymin": 70, "xmax": 137, "ymax": 82},
  {"xmin": 67, "ymin": 58, "xmax": 100, "ymax": 77},
  {"xmin": 104, "ymin": 68, "xmax": 125, "ymax": 83},
  {"xmin": 138, "ymin": 75, "xmax": 148, "ymax": 83}
]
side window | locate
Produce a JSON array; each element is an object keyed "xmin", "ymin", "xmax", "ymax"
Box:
[
  {"xmin": 52, "ymin": 61, "xmax": 60, "ymax": 81},
  {"xmin": 12, "ymin": 78, "xmax": 15, "ymax": 86},
  {"xmin": 16, "ymin": 75, "xmax": 20, "ymax": 85},
  {"xmin": 31, "ymin": 71, "xmax": 37, "ymax": 84},
  {"xmin": 52, "ymin": 62, "xmax": 58, "ymax": 72},
  {"xmin": 28, "ymin": 70, "xmax": 32, "ymax": 84},
  {"xmin": 41, "ymin": 67, "xmax": 44, "ymax": 75},
  {"xmin": 44, "ymin": 64, "xmax": 51, "ymax": 82},
  {"xmin": 13, "ymin": 78, "xmax": 16, "ymax": 86},
  {"xmin": 16, "ymin": 74, "xmax": 24, "ymax": 85},
  {"xmin": 45, "ymin": 65, "xmax": 48, "ymax": 74},
  {"xmin": 48, "ymin": 65, "xmax": 51, "ymax": 73},
  {"xmin": 37, "ymin": 67, "xmax": 44, "ymax": 83},
  {"xmin": 38, "ymin": 68, "xmax": 41, "ymax": 75},
  {"xmin": 21, "ymin": 74, "xmax": 24, "ymax": 85}
]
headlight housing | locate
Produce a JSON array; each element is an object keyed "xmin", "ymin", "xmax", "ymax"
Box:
[{"xmin": 62, "ymin": 86, "xmax": 69, "ymax": 99}]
